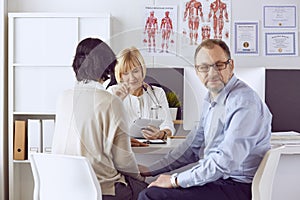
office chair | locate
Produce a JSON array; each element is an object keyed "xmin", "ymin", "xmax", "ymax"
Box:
[
  {"xmin": 252, "ymin": 145, "xmax": 300, "ymax": 200},
  {"xmin": 30, "ymin": 153, "xmax": 102, "ymax": 200}
]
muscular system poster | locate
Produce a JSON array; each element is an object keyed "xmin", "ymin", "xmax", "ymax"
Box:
[
  {"xmin": 180, "ymin": 0, "xmax": 231, "ymax": 57},
  {"xmin": 143, "ymin": 5, "xmax": 177, "ymax": 56}
]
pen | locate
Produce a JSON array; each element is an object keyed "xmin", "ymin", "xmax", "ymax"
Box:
[{"xmin": 168, "ymin": 136, "xmax": 186, "ymax": 139}]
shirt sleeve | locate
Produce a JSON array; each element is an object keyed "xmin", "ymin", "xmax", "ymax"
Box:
[
  {"xmin": 148, "ymin": 127, "xmax": 204, "ymax": 176},
  {"xmin": 109, "ymin": 97, "xmax": 144, "ymax": 181},
  {"xmin": 177, "ymin": 97, "xmax": 271, "ymax": 188},
  {"xmin": 155, "ymin": 88, "xmax": 176, "ymax": 135}
]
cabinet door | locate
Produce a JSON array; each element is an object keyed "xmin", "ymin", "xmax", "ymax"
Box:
[
  {"xmin": 13, "ymin": 17, "xmax": 78, "ymax": 65},
  {"xmin": 11, "ymin": 14, "xmax": 111, "ymax": 113},
  {"xmin": 14, "ymin": 66, "xmax": 75, "ymax": 113}
]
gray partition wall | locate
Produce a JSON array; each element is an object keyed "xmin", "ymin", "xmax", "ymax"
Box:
[
  {"xmin": 266, "ymin": 69, "xmax": 300, "ymax": 132},
  {"xmin": 145, "ymin": 67, "xmax": 184, "ymax": 120}
]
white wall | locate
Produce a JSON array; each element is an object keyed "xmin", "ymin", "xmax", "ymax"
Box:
[
  {"xmin": 7, "ymin": 0, "xmax": 300, "ymax": 69},
  {"xmin": 6, "ymin": 0, "xmax": 300, "ymax": 130}
]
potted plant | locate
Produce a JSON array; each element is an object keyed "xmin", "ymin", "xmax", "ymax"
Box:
[{"xmin": 166, "ymin": 91, "xmax": 181, "ymax": 120}]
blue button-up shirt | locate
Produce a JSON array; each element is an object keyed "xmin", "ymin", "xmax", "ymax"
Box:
[{"xmin": 148, "ymin": 75, "xmax": 272, "ymax": 188}]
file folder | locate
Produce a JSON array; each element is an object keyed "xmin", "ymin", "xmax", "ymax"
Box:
[
  {"xmin": 13, "ymin": 120, "xmax": 26, "ymax": 160},
  {"xmin": 42, "ymin": 119, "xmax": 55, "ymax": 153},
  {"xmin": 28, "ymin": 119, "xmax": 41, "ymax": 154}
]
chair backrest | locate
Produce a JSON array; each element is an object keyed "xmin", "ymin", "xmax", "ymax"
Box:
[
  {"xmin": 252, "ymin": 145, "xmax": 300, "ymax": 200},
  {"xmin": 30, "ymin": 153, "xmax": 102, "ymax": 200}
]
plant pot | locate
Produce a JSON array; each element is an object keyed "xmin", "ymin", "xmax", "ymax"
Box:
[{"xmin": 169, "ymin": 107, "xmax": 178, "ymax": 121}]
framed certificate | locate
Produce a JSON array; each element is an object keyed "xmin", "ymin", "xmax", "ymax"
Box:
[
  {"xmin": 263, "ymin": 5, "xmax": 297, "ymax": 28},
  {"xmin": 234, "ymin": 22, "xmax": 259, "ymax": 55},
  {"xmin": 265, "ymin": 32, "xmax": 297, "ymax": 56}
]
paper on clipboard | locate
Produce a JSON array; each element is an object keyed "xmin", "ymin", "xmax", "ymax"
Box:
[{"xmin": 129, "ymin": 118, "xmax": 163, "ymax": 138}]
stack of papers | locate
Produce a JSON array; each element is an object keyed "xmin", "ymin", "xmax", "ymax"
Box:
[
  {"xmin": 271, "ymin": 131, "xmax": 300, "ymax": 140},
  {"xmin": 271, "ymin": 131, "xmax": 300, "ymax": 145},
  {"xmin": 136, "ymin": 139, "xmax": 166, "ymax": 144}
]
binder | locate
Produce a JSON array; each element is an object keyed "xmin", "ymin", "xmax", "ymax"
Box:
[
  {"xmin": 42, "ymin": 119, "xmax": 55, "ymax": 153},
  {"xmin": 13, "ymin": 120, "xmax": 26, "ymax": 160},
  {"xmin": 27, "ymin": 119, "xmax": 41, "ymax": 154}
]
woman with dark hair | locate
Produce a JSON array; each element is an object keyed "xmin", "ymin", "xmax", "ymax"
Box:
[{"xmin": 52, "ymin": 38, "xmax": 147, "ymax": 200}]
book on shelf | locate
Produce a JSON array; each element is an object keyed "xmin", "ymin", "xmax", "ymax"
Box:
[
  {"xmin": 27, "ymin": 119, "xmax": 41, "ymax": 155},
  {"xmin": 13, "ymin": 120, "xmax": 26, "ymax": 160},
  {"xmin": 42, "ymin": 119, "xmax": 55, "ymax": 153}
]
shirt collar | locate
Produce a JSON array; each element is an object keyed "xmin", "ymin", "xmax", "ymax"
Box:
[{"xmin": 76, "ymin": 80, "xmax": 105, "ymax": 90}]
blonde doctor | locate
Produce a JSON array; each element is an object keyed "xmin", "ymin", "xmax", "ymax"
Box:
[{"xmin": 108, "ymin": 47, "xmax": 175, "ymax": 140}]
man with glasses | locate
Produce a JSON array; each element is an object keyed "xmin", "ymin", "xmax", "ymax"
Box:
[{"xmin": 138, "ymin": 39, "xmax": 272, "ymax": 200}]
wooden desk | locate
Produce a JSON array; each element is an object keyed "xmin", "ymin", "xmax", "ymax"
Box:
[{"xmin": 173, "ymin": 120, "xmax": 183, "ymax": 125}]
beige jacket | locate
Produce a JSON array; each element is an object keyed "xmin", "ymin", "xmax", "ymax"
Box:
[{"xmin": 52, "ymin": 81, "xmax": 143, "ymax": 195}]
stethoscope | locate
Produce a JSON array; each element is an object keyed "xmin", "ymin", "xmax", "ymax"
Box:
[{"xmin": 142, "ymin": 83, "xmax": 162, "ymax": 119}]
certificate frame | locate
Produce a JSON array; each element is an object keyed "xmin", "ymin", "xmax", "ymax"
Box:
[
  {"xmin": 265, "ymin": 32, "xmax": 297, "ymax": 56},
  {"xmin": 234, "ymin": 22, "xmax": 259, "ymax": 55},
  {"xmin": 263, "ymin": 5, "xmax": 297, "ymax": 28}
]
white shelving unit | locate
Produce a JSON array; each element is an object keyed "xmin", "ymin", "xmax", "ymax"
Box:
[{"xmin": 8, "ymin": 13, "xmax": 111, "ymax": 200}]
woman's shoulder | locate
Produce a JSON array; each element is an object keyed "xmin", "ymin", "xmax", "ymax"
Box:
[
  {"xmin": 92, "ymin": 87, "xmax": 123, "ymax": 104},
  {"xmin": 151, "ymin": 85, "xmax": 165, "ymax": 93}
]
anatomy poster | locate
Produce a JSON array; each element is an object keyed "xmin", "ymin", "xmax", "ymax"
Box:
[
  {"xmin": 180, "ymin": 0, "xmax": 231, "ymax": 57},
  {"xmin": 142, "ymin": 5, "xmax": 177, "ymax": 56}
]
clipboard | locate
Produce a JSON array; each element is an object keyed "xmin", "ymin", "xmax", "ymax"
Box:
[
  {"xmin": 136, "ymin": 138, "xmax": 167, "ymax": 144},
  {"xmin": 129, "ymin": 118, "xmax": 163, "ymax": 138}
]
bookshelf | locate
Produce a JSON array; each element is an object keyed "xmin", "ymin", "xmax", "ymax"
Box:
[{"xmin": 8, "ymin": 13, "xmax": 111, "ymax": 200}]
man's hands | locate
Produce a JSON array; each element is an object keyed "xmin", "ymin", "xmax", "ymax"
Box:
[
  {"xmin": 148, "ymin": 174, "xmax": 172, "ymax": 188},
  {"xmin": 139, "ymin": 162, "xmax": 174, "ymax": 189}
]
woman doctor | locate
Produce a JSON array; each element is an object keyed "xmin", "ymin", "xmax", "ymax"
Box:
[{"xmin": 108, "ymin": 46, "xmax": 175, "ymax": 140}]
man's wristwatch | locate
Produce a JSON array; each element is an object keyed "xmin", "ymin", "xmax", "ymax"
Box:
[{"xmin": 170, "ymin": 173, "xmax": 179, "ymax": 188}]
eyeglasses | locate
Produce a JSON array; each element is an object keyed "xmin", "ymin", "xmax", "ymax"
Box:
[{"xmin": 195, "ymin": 59, "xmax": 231, "ymax": 73}]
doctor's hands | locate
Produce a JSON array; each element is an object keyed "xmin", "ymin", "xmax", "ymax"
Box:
[
  {"xmin": 112, "ymin": 82, "xmax": 130, "ymax": 100},
  {"xmin": 141, "ymin": 126, "xmax": 163, "ymax": 140}
]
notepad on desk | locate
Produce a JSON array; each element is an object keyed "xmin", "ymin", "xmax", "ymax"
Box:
[
  {"xmin": 129, "ymin": 118, "xmax": 163, "ymax": 138},
  {"xmin": 136, "ymin": 138, "xmax": 166, "ymax": 144}
]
